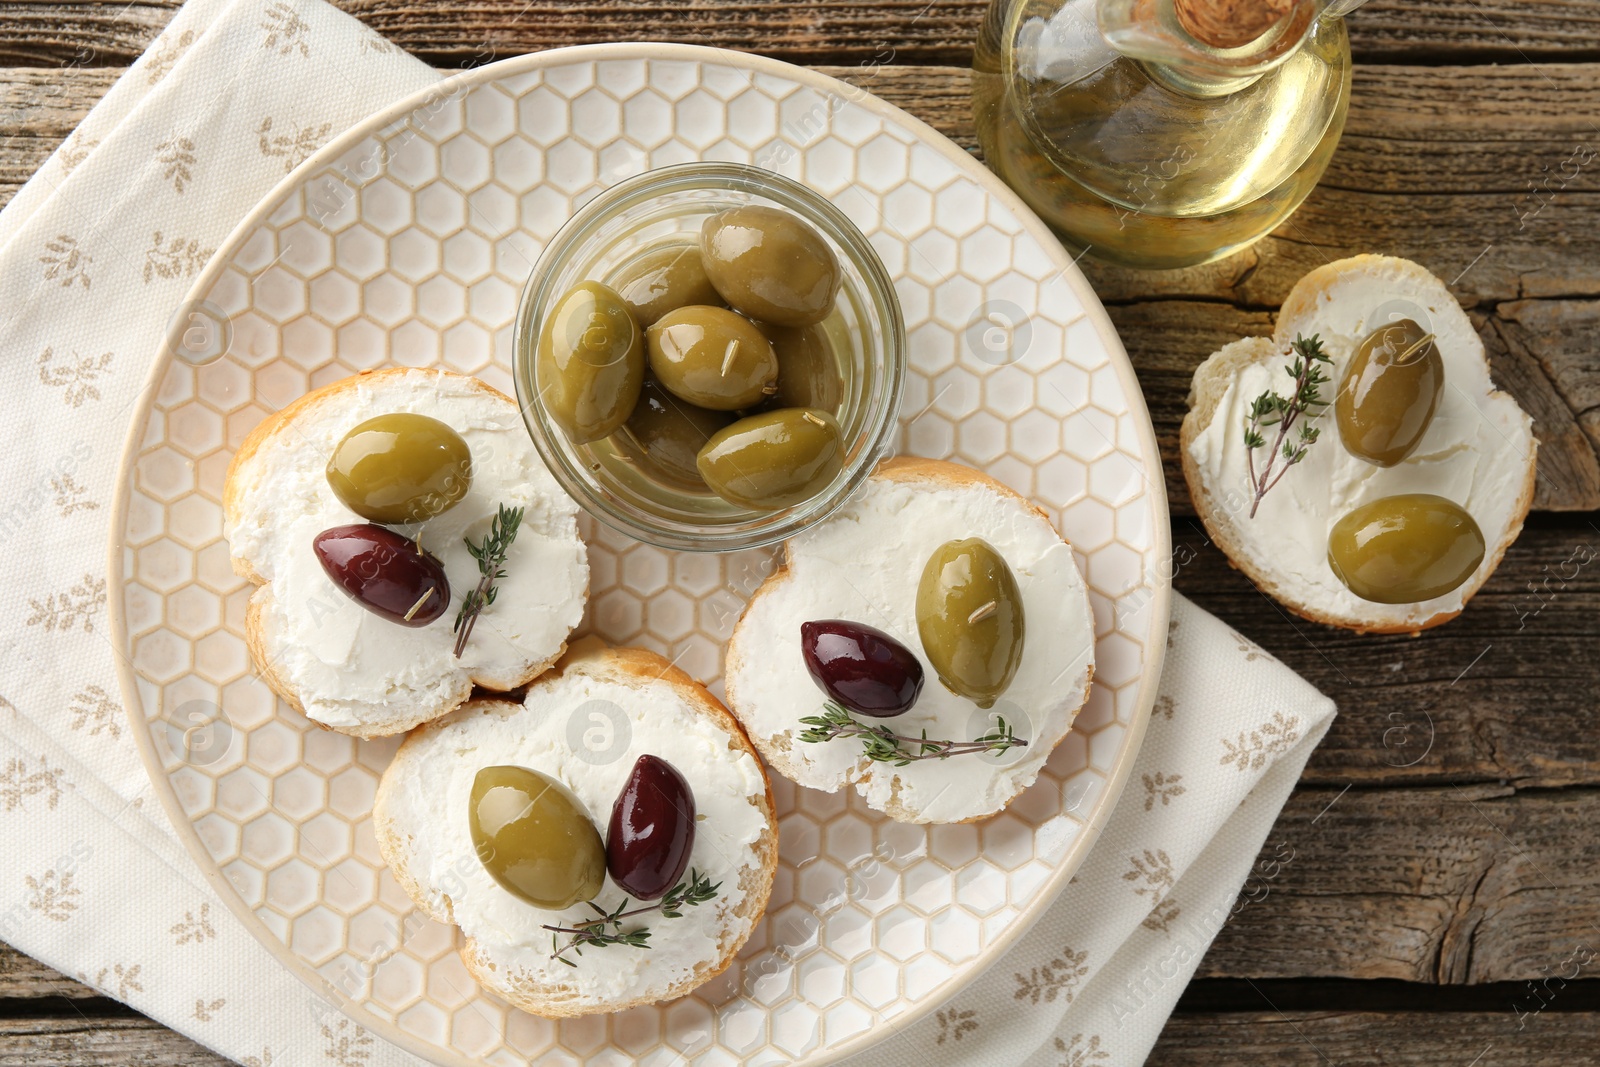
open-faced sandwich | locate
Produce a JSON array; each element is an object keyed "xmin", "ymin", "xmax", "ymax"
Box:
[
  {"xmin": 224, "ymin": 367, "xmax": 588, "ymax": 737},
  {"xmin": 724, "ymin": 457, "xmax": 1096, "ymax": 824},
  {"xmin": 373, "ymin": 639, "xmax": 777, "ymax": 1017},
  {"xmin": 1181, "ymin": 255, "xmax": 1536, "ymax": 634}
]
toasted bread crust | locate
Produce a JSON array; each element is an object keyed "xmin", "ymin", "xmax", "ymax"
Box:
[
  {"xmin": 1179, "ymin": 256, "xmax": 1538, "ymax": 635},
  {"xmin": 373, "ymin": 639, "xmax": 778, "ymax": 1017},
  {"xmin": 726, "ymin": 456, "xmax": 1093, "ymax": 824}
]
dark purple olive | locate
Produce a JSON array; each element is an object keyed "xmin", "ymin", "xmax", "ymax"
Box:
[
  {"xmin": 607, "ymin": 754, "xmax": 695, "ymax": 901},
  {"xmin": 800, "ymin": 620, "xmax": 924, "ymax": 717},
  {"xmin": 312, "ymin": 523, "xmax": 449, "ymax": 627}
]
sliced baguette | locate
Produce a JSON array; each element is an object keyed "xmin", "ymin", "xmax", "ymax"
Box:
[
  {"xmin": 373, "ymin": 639, "xmax": 777, "ymax": 1017},
  {"xmin": 223, "ymin": 368, "xmax": 588, "ymax": 737},
  {"xmin": 1181, "ymin": 255, "xmax": 1536, "ymax": 634},
  {"xmin": 725, "ymin": 456, "xmax": 1095, "ymax": 824}
]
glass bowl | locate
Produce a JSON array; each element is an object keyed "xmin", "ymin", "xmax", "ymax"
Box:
[{"xmin": 513, "ymin": 162, "xmax": 906, "ymax": 552}]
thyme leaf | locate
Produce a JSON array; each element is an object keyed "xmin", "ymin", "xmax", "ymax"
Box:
[
  {"xmin": 1243, "ymin": 334, "xmax": 1333, "ymax": 518},
  {"xmin": 542, "ymin": 870, "xmax": 721, "ymax": 966},
  {"xmin": 452, "ymin": 503, "xmax": 523, "ymax": 657},
  {"xmin": 797, "ymin": 701, "xmax": 1028, "ymax": 766}
]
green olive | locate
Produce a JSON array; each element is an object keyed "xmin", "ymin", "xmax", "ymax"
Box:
[
  {"xmin": 620, "ymin": 377, "xmax": 733, "ymax": 488},
  {"xmin": 1327, "ymin": 494, "xmax": 1486, "ymax": 604},
  {"xmin": 326, "ymin": 413, "xmax": 472, "ymax": 525},
  {"xmin": 1335, "ymin": 318, "xmax": 1444, "ymax": 467},
  {"xmin": 646, "ymin": 305, "xmax": 779, "ymax": 411},
  {"xmin": 915, "ymin": 538, "xmax": 1025, "ymax": 709},
  {"xmin": 468, "ymin": 765, "xmax": 605, "ymax": 910},
  {"xmin": 610, "ymin": 244, "xmax": 722, "ymax": 327},
  {"xmin": 696, "ymin": 407, "xmax": 843, "ymax": 510},
  {"xmin": 760, "ymin": 322, "xmax": 843, "ymax": 412},
  {"xmin": 537, "ymin": 281, "xmax": 646, "ymax": 444},
  {"xmin": 700, "ymin": 205, "xmax": 841, "ymax": 328}
]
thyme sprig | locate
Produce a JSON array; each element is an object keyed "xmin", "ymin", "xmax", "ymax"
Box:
[
  {"xmin": 542, "ymin": 870, "xmax": 721, "ymax": 966},
  {"xmin": 797, "ymin": 701, "xmax": 1028, "ymax": 766},
  {"xmin": 1243, "ymin": 334, "xmax": 1333, "ymax": 518},
  {"xmin": 452, "ymin": 503, "xmax": 524, "ymax": 657}
]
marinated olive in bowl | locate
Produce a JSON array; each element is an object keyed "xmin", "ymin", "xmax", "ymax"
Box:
[
  {"xmin": 701, "ymin": 205, "xmax": 842, "ymax": 328},
  {"xmin": 646, "ymin": 306, "xmax": 779, "ymax": 411},
  {"xmin": 1327, "ymin": 493, "xmax": 1485, "ymax": 604},
  {"xmin": 760, "ymin": 322, "xmax": 844, "ymax": 412},
  {"xmin": 537, "ymin": 281, "xmax": 646, "ymax": 445},
  {"xmin": 326, "ymin": 413, "xmax": 472, "ymax": 524},
  {"xmin": 620, "ymin": 377, "xmax": 733, "ymax": 488},
  {"xmin": 697, "ymin": 408, "xmax": 844, "ymax": 511},
  {"xmin": 612, "ymin": 245, "xmax": 723, "ymax": 327}
]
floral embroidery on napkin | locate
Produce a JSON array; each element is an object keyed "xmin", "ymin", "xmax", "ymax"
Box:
[
  {"xmin": 1123, "ymin": 850, "xmax": 1175, "ymax": 904},
  {"xmin": 1, "ymin": 756, "xmax": 67, "ymax": 811},
  {"xmin": 172, "ymin": 902, "xmax": 219, "ymax": 945},
  {"xmin": 1055, "ymin": 1032, "xmax": 1110, "ymax": 1065},
  {"xmin": 1141, "ymin": 896, "xmax": 1183, "ymax": 936},
  {"xmin": 68, "ymin": 686, "xmax": 120, "ymax": 739},
  {"xmin": 58, "ymin": 132, "xmax": 99, "ymax": 175},
  {"xmin": 144, "ymin": 231, "xmax": 216, "ymax": 283},
  {"xmin": 38, "ymin": 346, "xmax": 113, "ymax": 405},
  {"xmin": 26, "ymin": 573, "xmax": 106, "ymax": 632},
  {"xmin": 1220, "ymin": 711, "xmax": 1302, "ymax": 772},
  {"xmin": 934, "ymin": 1006, "xmax": 978, "ymax": 1044},
  {"xmin": 52, "ymin": 473, "xmax": 99, "ymax": 516},
  {"xmin": 322, "ymin": 1017, "xmax": 374, "ymax": 1065},
  {"xmin": 262, "ymin": 2, "xmax": 312, "ymax": 57},
  {"xmin": 147, "ymin": 28, "xmax": 197, "ymax": 85},
  {"xmin": 1142, "ymin": 771, "xmax": 1184, "ymax": 810},
  {"xmin": 26, "ymin": 868, "xmax": 80, "ymax": 921},
  {"xmin": 194, "ymin": 996, "xmax": 227, "ymax": 1020},
  {"xmin": 93, "ymin": 962, "xmax": 144, "ymax": 999},
  {"xmin": 1015, "ymin": 945, "xmax": 1090, "ymax": 1004},
  {"xmin": 39, "ymin": 235, "xmax": 91, "ymax": 288},
  {"xmin": 155, "ymin": 136, "xmax": 198, "ymax": 193},
  {"xmin": 258, "ymin": 116, "xmax": 333, "ymax": 172}
]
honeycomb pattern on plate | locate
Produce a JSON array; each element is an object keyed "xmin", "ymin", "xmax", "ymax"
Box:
[{"xmin": 116, "ymin": 50, "xmax": 1165, "ymax": 1067}]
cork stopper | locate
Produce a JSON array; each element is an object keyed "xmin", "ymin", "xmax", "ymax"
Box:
[{"xmin": 1174, "ymin": 0, "xmax": 1296, "ymax": 48}]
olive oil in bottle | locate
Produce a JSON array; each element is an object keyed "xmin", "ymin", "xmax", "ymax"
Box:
[{"xmin": 973, "ymin": 0, "xmax": 1361, "ymax": 270}]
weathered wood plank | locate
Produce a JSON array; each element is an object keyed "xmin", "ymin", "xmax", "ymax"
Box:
[
  {"xmin": 1175, "ymin": 520, "xmax": 1600, "ymax": 789},
  {"xmin": 0, "ymin": 944, "xmax": 91, "ymax": 1000},
  {"xmin": 0, "ymin": 0, "xmax": 1596, "ymax": 68},
  {"xmin": 1152, "ymin": 1010, "xmax": 1600, "ymax": 1065},
  {"xmin": 1196, "ymin": 782, "xmax": 1600, "ymax": 984},
  {"xmin": 0, "ymin": 1015, "xmax": 227, "ymax": 1065},
  {"xmin": 1, "ymin": 1006, "xmax": 1598, "ymax": 1064}
]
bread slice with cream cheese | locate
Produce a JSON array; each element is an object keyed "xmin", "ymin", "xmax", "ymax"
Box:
[
  {"xmin": 373, "ymin": 639, "xmax": 777, "ymax": 1017},
  {"xmin": 1181, "ymin": 255, "xmax": 1536, "ymax": 633},
  {"xmin": 223, "ymin": 368, "xmax": 588, "ymax": 737},
  {"xmin": 724, "ymin": 457, "xmax": 1095, "ymax": 824}
]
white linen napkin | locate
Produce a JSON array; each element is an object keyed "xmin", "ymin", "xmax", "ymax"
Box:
[{"xmin": 0, "ymin": 1, "xmax": 1336, "ymax": 1063}]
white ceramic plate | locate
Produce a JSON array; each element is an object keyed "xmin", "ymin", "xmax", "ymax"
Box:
[{"xmin": 111, "ymin": 44, "xmax": 1169, "ymax": 1067}]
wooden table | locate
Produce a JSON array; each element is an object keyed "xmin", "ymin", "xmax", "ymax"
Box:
[{"xmin": 3, "ymin": 2, "xmax": 1598, "ymax": 1063}]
